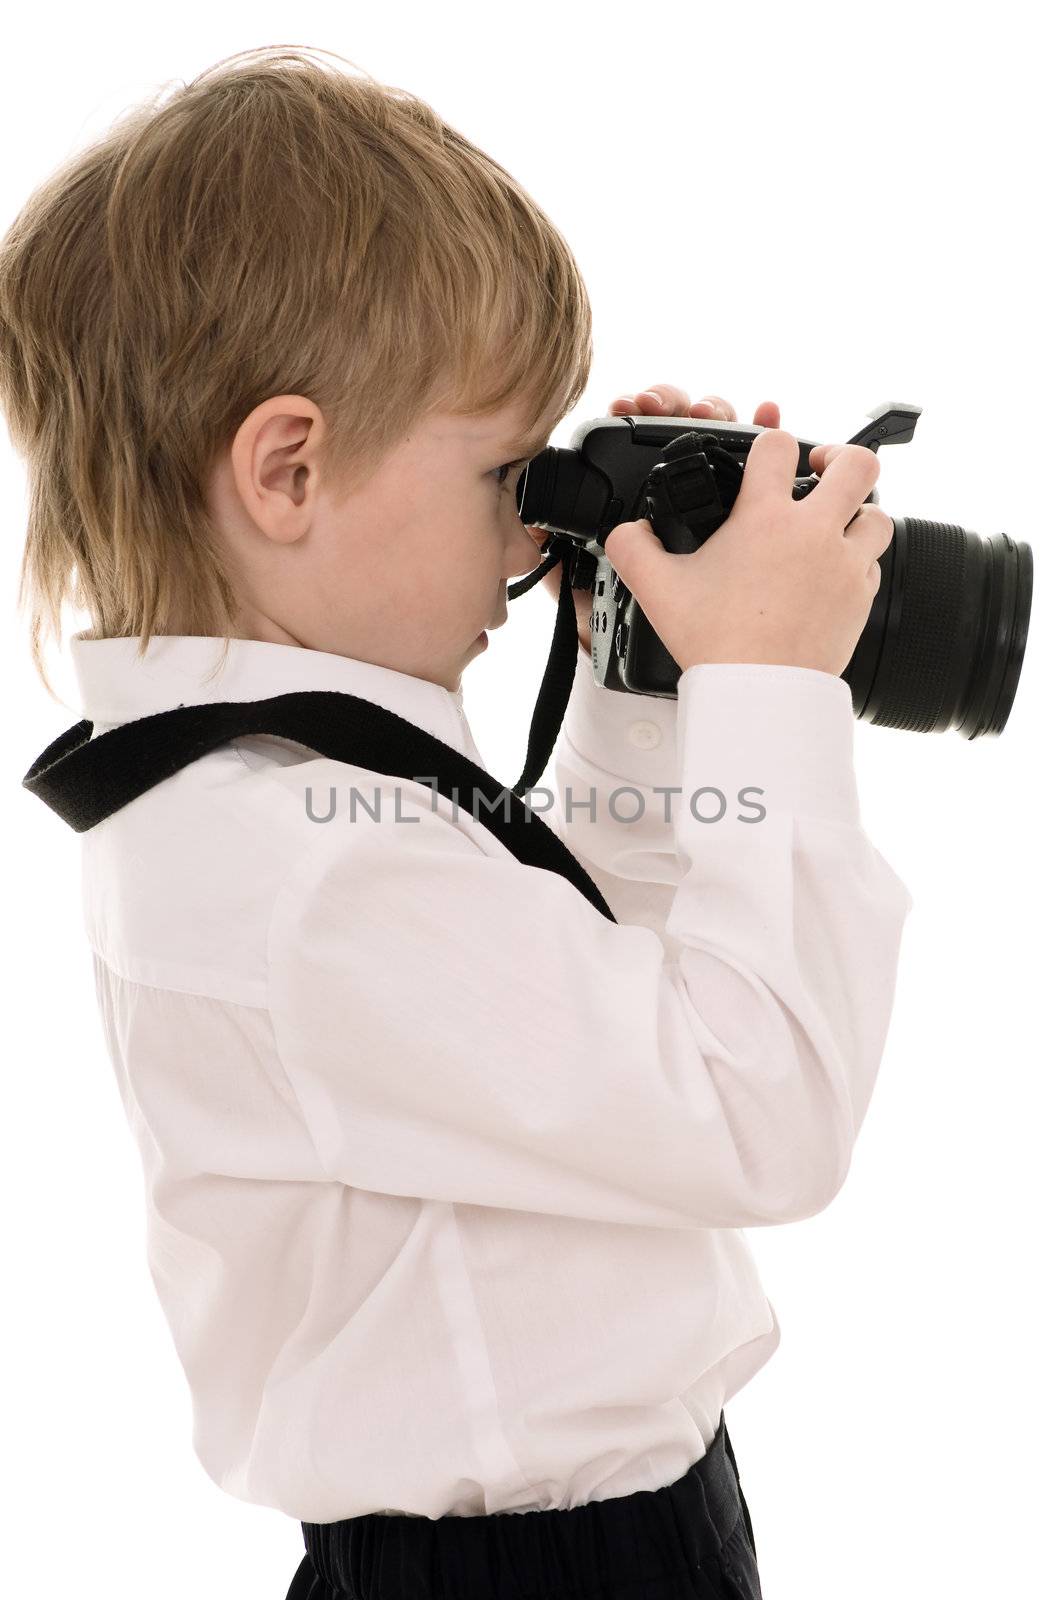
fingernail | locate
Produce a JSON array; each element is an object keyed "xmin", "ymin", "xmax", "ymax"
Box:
[
  {"xmin": 616, "ymin": 396, "xmax": 637, "ymax": 407},
  {"xmin": 643, "ymin": 390, "xmax": 664, "ymax": 407}
]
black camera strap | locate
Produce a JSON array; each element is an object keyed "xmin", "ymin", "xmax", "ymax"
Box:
[
  {"xmin": 507, "ymin": 536, "xmax": 585, "ymax": 799},
  {"xmin": 21, "ymin": 536, "xmax": 602, "ymax": 910},
  {"xmin": 21, "ymin": 680, "xmax": 617, "ymax": 924}
]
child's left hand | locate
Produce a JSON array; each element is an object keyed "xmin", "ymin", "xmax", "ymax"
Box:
[{"xmin": 526, "ymin": 385, "xmax": 782, "ymax": 654}]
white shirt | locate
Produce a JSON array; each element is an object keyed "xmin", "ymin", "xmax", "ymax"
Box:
[{"xmin": 66, "ymin": 631, "xmax": 913, "ymax": 1525}]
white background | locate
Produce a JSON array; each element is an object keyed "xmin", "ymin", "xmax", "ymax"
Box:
[{"xmin": 2, "ymin": 4, "xmax": 1059, "ymax": 1596}]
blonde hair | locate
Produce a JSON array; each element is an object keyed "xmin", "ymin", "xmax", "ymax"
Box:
[{"xmin": 0, "ymin": 43, "xmax": 593, "ymax": 698}]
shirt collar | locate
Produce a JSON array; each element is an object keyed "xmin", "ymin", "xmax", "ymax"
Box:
[{"xmin": 69, "ymin": 634, "xmax": 482, "ymax": 763}]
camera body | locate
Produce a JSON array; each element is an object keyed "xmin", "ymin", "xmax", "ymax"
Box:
[
  {"xmin": 594, "ymin": 416, "xmax": 877, "ymax": 696},
  {"xmin": 534, "ymin": 412, "xmax": 879, "ymax": 698}
]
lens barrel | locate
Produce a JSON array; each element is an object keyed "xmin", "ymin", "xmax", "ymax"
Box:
[{"xmin": 842, "ymin": 518, "xmax": 1033, "ymax": 737}]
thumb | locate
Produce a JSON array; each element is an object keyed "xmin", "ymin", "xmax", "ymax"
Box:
[{"xmin": 602, "ymin": 517, "xmax": 670, "ymax": 597}]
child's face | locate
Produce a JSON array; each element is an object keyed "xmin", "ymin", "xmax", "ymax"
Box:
[{"xmin": 206, "ymin": 390, "xmax": 556, "ymax": 691}]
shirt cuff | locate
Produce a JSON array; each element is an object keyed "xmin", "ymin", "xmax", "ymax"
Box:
[
  {"xmin": 559, "ymin": 640, "xmax": 679, "ymax": 787},
  {"xmin": 676, "ymin": 663, "xmax": 861, "ymax": 830}
]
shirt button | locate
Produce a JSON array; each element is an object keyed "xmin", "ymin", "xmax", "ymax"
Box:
[{"xmin": 627, "ymin": 719, "xmax": 661, "ymax": 750}]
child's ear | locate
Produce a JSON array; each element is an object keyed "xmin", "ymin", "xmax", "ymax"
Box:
[{"xmin": 231, "ymin": 395, "xmax": 324, "ymax": 543}]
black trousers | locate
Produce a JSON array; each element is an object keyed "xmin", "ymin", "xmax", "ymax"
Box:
[{"xmin": 284, "ymin": 1410, "xmax": 761, "ymax": 1600}]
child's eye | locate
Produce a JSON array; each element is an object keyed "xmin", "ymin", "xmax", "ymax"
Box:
[{"xmin": 492, "ymin": 460, "xmax": 525, "ymax": 489}]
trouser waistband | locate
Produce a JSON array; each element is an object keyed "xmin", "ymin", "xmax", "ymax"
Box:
[{"xmin": 289, "ymin": 1410, "xmax": 761, "ymax": 1600}]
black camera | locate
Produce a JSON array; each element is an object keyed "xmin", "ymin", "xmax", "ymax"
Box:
[{"xmin": 514, "ymin": 402, "xmax": 1032, "ymax": 738}]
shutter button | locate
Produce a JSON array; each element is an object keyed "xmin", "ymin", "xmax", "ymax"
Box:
[{"xmin": 627, "ymin": 720, "xmax": 661, "ymax": 750}]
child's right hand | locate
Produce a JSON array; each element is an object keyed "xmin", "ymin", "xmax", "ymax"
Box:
[{"xmin": 603, "ymin": 430, "xmax": 896, "ymax": 678}]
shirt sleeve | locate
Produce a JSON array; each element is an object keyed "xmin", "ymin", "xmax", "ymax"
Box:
[
  {"xmin": 266, "ymin": 661, "xmax": 914, "ymax": 1231},
  {"xmin": 541, "ymin": 642, "xmax": 686, "ymax": 947}
]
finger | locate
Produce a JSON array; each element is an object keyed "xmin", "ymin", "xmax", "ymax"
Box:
[
  {"xmin": 737, "ymin": 427, "xmax": 801, "ymax": 507},
  {"xmin": 808, "ymin": 439, "xmax": 866, "ymax": 475},
  {"xmin": 689, "ymin": 394, "xmax": 737, "ymax": 422},
  {"xmin": 751, "ymin": 400, "xmax": 780, "ymax": 429},
  {"xmin": 807, "ymin": 443, "xmax": 881, "ymax": 524},
  {"xmin": 808, "ymin": 442, "xmax": 857, "ymax": 474},
  {"xmin": 603, "ymin": 515, "xmax": 676, "ymax": 600},
  {"xmin": 843, "ymin": 506, "xmax": 895, "ymax": 561},
  {"xmin": 634, "ymin": 384, "xmax": 691, "ymax": 416}
]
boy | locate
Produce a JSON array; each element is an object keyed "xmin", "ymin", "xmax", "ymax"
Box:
[{"xmin": 3, "ymin": 44, "xmax": 910, "ymax": 1600}]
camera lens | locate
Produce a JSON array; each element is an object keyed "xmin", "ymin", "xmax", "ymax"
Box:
[{"xmin": 842, "ymin": 519, "xmax": 1033, "ymax": 737}]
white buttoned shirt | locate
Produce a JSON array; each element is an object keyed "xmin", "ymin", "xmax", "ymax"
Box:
[{"xmin": 63, "ymin": 632, "xmax": 913, "ymax": 1524}]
